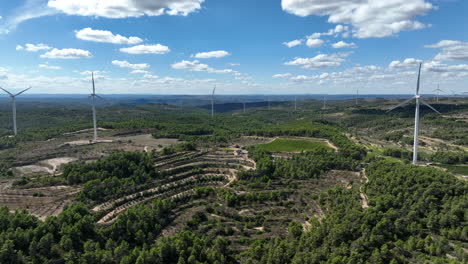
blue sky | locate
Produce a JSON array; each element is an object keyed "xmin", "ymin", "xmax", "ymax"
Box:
[{"xmin": 0, "ymin": 0, "xmax": 467, "ymax": 94}]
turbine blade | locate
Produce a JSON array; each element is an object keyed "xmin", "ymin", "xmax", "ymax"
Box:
[
  {"xmin": 420, "ymin": 98, "xmax": 441, "ymax": 114},
  {"xmin": 212, "ymin": 86, "xmax": 216, "ymax": 96},
  {"xmin": 386, "ymin": 97, "xmax": 415, "ymax": 113},
  {"xmin": 416, "ymin": 63, "xmax": 422, "ymax": 95},
  {"xmin": 0, "ymin": 87, "xmax": 13, "ymax": 96},
  {"xmin": 14, "ymin": 87, "xmax": 31, "ymax": 96},
  {"xmin": 95, "ymin": 95, "xmax": 111, "ymax": 105}
]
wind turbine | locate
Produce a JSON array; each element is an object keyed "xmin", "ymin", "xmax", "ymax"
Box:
[
  {"xmin": 211, "ymin": 86, "xmax": 216, "ymax": 118},
  {"xmin": 387, "ymin": 63, "xmax": 441, "ymax": 165},
  {"xmin": 356, "ymin": 88, "xmax": 359, "ymax": 106},
  {"xmin": 88, "ymin": 72, "xmax": 108, "ymax": 141},
  {"xmin": 268, "ymin": 97, "xmax": 271, "ymax": 110},
  {"xmin": 0, "ymin": 86, "xmax": 31, "ymax": 136},
  {"xmin": 322, "ymin": 95, "xmax": 327, "ymax": 110},
  {"xmin": 243, "ymin": 101, "xmax": 246, "ymax": 113},
  {"xmin": 294, "ymin": 96, "xmax": 297, "ymax": 111},
  {"xmin": 433, "ymin": 84, "xmax": 444, "ymax": 103}
]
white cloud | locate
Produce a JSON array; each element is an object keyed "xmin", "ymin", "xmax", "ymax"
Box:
[
  {"xmin": 131, "ymin": 69, "xmax": 150, "ymax": 74},
  {"xmin": 48, "ymin": 0, "xmax": 205, "ymax": 18},
  {"xmin": 75, "ymin": 27, "xmax": 143, "ymax": 44},
  {"xmin": 281, "ymin": 0, "xmax": 433, "ymax": 38},
  {"xmin": 229, "ymin": 63, "xmax": 240, "ymax": 66},
  {"xmin": 40, "ymin": 48, "xmax": 92, "ymax": 59},
  {"xmin": 272, "ymin": 73, "xmax": 292, "ymax": 78},
  {"xmin": 306, "ymin": 38, "xmax": 324, "ymax": 48},
  {"xmin": 120, "ymin": 44, "xmax": 170, "ymax": 54},
  {"xmin": 425, "ymin": 40, "xmax": 468, "ymax": 61},
  {"xmin": 193, "ymin": 50, "xmax": 230, "ymax": 59},
  {"xmin": 16, "ymin": 43, "xmax": 52, "ymax": 52},
  {"xmin": 144, "ymin": 73, "xmax": 159, "ymax": 79},
  {"xmin": 171, "ymin": 60, "xmax": 236, "ymax": 74},
  {"xmin": 332, "ymin": 41, "xmax": 357, "ymax": 49},
  {"xmin": 283, "ymin": 39, "xmax": 303, "ymax": 48},
  {"xmin": 112, "ymin": 60, "xmax": 150, "ymax": 70},
  {"xmin": 308, "ymin": 25, "xmax": 350, "ymax": 39},
  {"xmin": 285, "ymin": 53, "xmax": 349, "ymax": 69},
  {"xmin": 39, "ymin": 63, "xmax": 61, "ymax": 70},
  {"xmin": 388, "ymin": 58, "xmax": 422, "ymax": 70},
  {"xmin": 0, "ymin": 1, "xmax": 58, "ymax": 34}
]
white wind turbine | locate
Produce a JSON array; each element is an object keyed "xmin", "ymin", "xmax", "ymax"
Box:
[
  {"xmin": 387, "ymin": 63, "xmax": 441, "ymax": 165},
  {"xmin": 0, "ymin": 86, "xmax": 31, "ymax": 136},
  {"xmin": 294, "ymin": 96, "xmax": 297, "ymax": 111},
  {"xmin": 322, "ymin": 95, "xmax": 327, "ymax": 109},
  {"xmin": 211, "ymin": 86, "xmax": 216, "ymax": 118},
  {"xmin": 433, "ymin": 84, "xmax": 444, "ymax": 103},
  {"xmin": 356, "ymin": 88, "xmax": 359, "ymax": 106},
  {"xmin": 88, "ymin": 72, "xmax": 108, "ymax": 141}
]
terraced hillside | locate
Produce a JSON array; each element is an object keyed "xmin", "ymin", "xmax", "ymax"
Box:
[{"xmin": 92, "ymin": 148, "xmax": 256, "ymax": 224}]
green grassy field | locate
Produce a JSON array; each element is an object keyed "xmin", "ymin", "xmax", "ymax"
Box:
[
  {"xmin": 438, "ymin": 164, "xmax": 468, "ymax": 175},
  {"xmin": 255, "ymin": 138, "xmax": 332, "ymax": 152}
]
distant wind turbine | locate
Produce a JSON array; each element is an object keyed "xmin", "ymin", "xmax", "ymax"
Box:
[
  {"xmin": 322, "ymin": 95, "xmax": 327, "ymax": 109},
  {"xmin": 294, "ymin": 96, "xmax": 297, "ymax": 111},
  {"xmin": 268, "ymin": 97, "xmax": 271, "ymax": 110},
  {"xmin": 433, "ymin": 84, "xmax": 444, "ymax": 103},
  {"xmin": 356, "ymin": 88, "xmax": 359, "ymax": 106},
  {"xmin": 0, "ymin": 86, "xmax": 31, "ymax": 136},
  {"xmin": 211, "ymin": 86, "xmax": 216, "ymax": 118},
  {"xmin": 88, "ymin": 72, "xmax": 109, "ymax": 141},
  {"xmin": 243, "ymin": 101, "xmax": 246, "ymax": 113},
  {"xmin": 387, "ymin": 63, "xmax": 441, "ymax": 165}
]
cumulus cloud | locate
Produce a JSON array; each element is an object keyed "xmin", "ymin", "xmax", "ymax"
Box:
[
  {"xmin": 388, "ymin": 58, "xmax": 422, "ymax": 70},
  {"xmin": 39, "ymin": 63, "xmax": 61, "ymax": 70},
  {"xmin": 40, "ymin": 48, "xmax": 92, "ymax": 59},
  {"xmin": 171, "ymin": 60, "xmax": 236, "ymax": 74},
  {"xmin": 193, "ymin": 50, "xmax": 230, "ymax": 59},
  {"xmin": 425, "ymin": 40, "xmax": 468, "ymax": 61},
  {"xmin": 130, "ymin": 69, "xmax": 150, "ymax": 74},
  {"xmin": 272, "ymin": 73, "xmax": 293, "ymax": 78},
  {"xmin": 285, "ymin": 53, "xmax": 350, "ymax": 69},
  {"xmin": 112, "ymin": 60, "xmax": 150, "ymax": 70},
  {"xmin": 283, "ymin": 39, "xmax": 303, "ymax": 48},
  {"xmin": 120, "ymin": 44, "xmax": 170, "ymax": 54},
  {"xmin": 332, "ymin": 41, "xmax": 357, "ymax": 49},
  {"xmin": 75, "ymin": 27, "xmax": 143, "ymax": 44},
  {"xmin": 306, "ymin": 38, "xmax": 324, "ymax": 48},
  {"xmin": 48, "ymin": 0, "xmax": 205, "ymax": 18},
  {"xmin": 16, "ymin": 43, "xmax": 52, "ymax": 52},
  {"xmin": 144, "ymin": 73, "xmax": 159, "ymax": 79},
  {"xmin": 281, "ymin": 0, "xmax": 433, "ymax": 38}
]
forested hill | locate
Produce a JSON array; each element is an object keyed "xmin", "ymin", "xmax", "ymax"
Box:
[
  {"xmin": 0, "ymin": 160, "xmax": 466, "ymax": 263},
  {"xmin": 241, "ymin": 160, "xmax": 467, "ymax": 263}
]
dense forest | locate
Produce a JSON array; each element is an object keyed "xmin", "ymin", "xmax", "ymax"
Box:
[{"xmin": 0, "ymin": 98, "xmax": 467, "ymax": 263}]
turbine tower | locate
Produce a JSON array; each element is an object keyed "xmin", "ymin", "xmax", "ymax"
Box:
[
  {"xmin": 88, "ymin": 72, "xmax": 108, "ymax": 141},
  {"xmin": 294, "ymin": 96, "xmax": 297, "ymax": 111},
  {"xmin": 356, "ymin": 88, "xmax": 359, "ymax": 106},
  {"xmin": 268, "ymin": 97, "xmax": 271, "ymax": 110},
  {"xmin": 387, "ymin": 63, "xmax": 441, "ymax": 165},
  {"xmin": 0, "ymin": 86, "xmax": 31, "ymax": 136},
  {"xmin": 433, "ymin": 84, "xmax": 444, "ymax": 103},
  {"xmin": 211, "ymin": 86, "xmax": 216, "ymax": 118},
  {"xmin": 243, "ymin": 102, "xmax": 246, "ymax": 113},
  {"xmin": 322, "ymin": 95, "xmax": 327, "ymax": 109}
]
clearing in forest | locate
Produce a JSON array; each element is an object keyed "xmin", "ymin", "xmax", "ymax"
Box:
[{"xmin": 254, "ymin": 138, "xmax": 333, "ymax": 153}]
